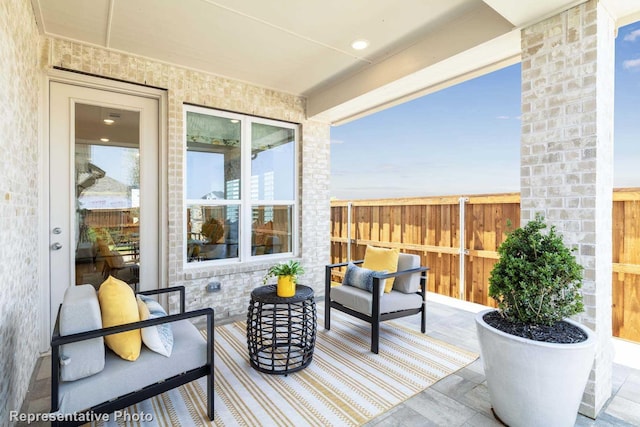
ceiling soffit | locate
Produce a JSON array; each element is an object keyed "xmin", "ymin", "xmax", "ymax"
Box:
[
  {"xmin": 31, "ymin": 0, "xmax": 640, "ymax": 124},
  {"xmin": 306, "ymin": 2, "xmax": 514, "ymax": 122}
]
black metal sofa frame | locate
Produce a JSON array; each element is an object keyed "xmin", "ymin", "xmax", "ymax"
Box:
[
  {"xmin": 50, "ymin": 286, "xmax": 214, "ymax": 426},
  {"xmin": 325, "ymin": 260, "xmax": 428, "ymax": 354}
]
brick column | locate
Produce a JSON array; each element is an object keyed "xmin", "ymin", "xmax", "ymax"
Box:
[{"xmin": 520, "ymin": 0, "xmax": 614, "ymax": 418}]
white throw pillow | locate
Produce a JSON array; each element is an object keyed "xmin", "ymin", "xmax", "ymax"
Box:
[{"xmin": 137, "ymin": 294, "xmax": 174, "ymax": 357}]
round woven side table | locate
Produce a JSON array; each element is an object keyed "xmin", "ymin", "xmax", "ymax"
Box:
[{"xmin": 246, "ymin": 284, "xmax": 317, "ymax": 375}]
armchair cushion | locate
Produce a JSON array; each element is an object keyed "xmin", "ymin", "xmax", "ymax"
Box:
[
  {"xmin": 342, "ymin": 262, "xmax": 386, "ymax": 295},
  {"xmin": 330, "ymin": 285, "xmax": 423, "ymax": 316},
  {"xmin": 362, "ymin": 246, "xmax": 399, "ymax": 292},
  {"xmin": 109, "ymin": 251, "xmax": 125, "ymax": 268},
  {"xmin": 393, "ymin": 253, "xmax": 422, "ymax": 293},
  {"xmin": 59, "ymin": 285, "xmax": 105, "ymax": 381},
  {"xmin": 57, "ymin": 319, "xmax": 206, "ymax": 414}
]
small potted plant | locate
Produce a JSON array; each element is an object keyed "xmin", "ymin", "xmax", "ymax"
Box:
[
  {"xmin": 263, "ymin": 260, "xmax": 305, "ymax": 297},
  {"xmin": 476, "ymin": 214, "xmax": 596, "ymax": 427}
]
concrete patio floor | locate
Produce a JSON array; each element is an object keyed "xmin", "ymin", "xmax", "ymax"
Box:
[
  {"xmin": 18, "ymin": 293, "xmax": 640, "ymax": 426},
  {"xmin": 366, "ymin": 293, "xmax": 640, "ymax": 427}
]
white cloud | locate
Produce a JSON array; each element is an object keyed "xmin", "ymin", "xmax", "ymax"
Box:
[
  {"xmin": 623, "ymin": 58, "xmax": 640, "ymax": 71},
  {"xmin": 496, "ymin": 115, "xmax": 510, "ymax": 120},
  {"xmin": 624, "ymin": 29, "xmax": 640, "ymax": 42},
  {"xmin": 330, "ymin": 138, "xmax": 345, "ymax": 144}
]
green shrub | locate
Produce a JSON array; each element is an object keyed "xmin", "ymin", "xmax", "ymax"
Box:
[{"xmin": 488, "ymin": 214, "xmax": 584, "ymax": 326}]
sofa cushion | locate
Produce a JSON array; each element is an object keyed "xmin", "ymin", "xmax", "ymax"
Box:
[
  {"xmin": 342, "ymin": 262, "xmax": 386, "ymax": 295},
  {"xmin": 393, "ymin": 253, "xmax": 422, "ymax": 294},
  {"xmin": 331, "ymin": 285, "xmax": 422, "ymax": 316},
  {"xmin": 59, "ymin": 285, "xmax": 105, "ymax": 381},
  {"xmin": 98, "ymin": 276, "xmax": 141, "ymax": 361},
  {"xmin": 56, "ymin": 319, "xmax": 206, "ymax": 414},
  {"xmin": 362, "ymin": 246, "xmax": 399, "ymax": 293},
  {"xmin": 137, "ymin": 295, "xmax": 174, "ymax": 357}
]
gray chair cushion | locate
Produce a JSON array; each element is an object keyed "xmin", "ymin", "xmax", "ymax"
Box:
[
  {"xmin": 57, "ymin": 319, "xmax": 207, "ymax": 414},
  {"xmin": 393, "ymin": 253, "xmax": 421, "ymax": 293},
  {"xmin": 59, "ymin": 285, "xmax": 105, "ymax": 381},
  {"xmin": 331, "ymin": 285, "xmax": 422, "ymax": 316}
]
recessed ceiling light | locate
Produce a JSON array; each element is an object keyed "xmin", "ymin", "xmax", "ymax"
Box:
[
  {"xmin": 100, "ymin": 138, "xmax": 109, "ymax": 142},
  {"xmin": 230, "ymin": 119, "xmax": 239, "ymax": 124},
  {"xmin": 351, "ymin": 39, "xmax": 369, "ymax": 50},
  {"xmin": 103, "ymin": 119, "xmax": 115, "ymax": 125}
]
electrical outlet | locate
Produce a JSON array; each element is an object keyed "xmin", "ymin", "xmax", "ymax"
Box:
[{"xmin": 207, "ymin": 281, "xmax": 221, "ymax": 292}]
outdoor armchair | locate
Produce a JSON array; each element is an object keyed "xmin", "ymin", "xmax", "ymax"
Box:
[{"xmin": 325, "ymin": 252, "xmax": 428, "ymax": 353}]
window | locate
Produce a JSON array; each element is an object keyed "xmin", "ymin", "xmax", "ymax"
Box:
[{"xmin": 184, "ymin": 105, "xmax": 298, "ymax": 264}]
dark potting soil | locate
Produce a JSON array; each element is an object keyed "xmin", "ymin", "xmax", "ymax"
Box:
[{"xmin": 483, "ymin": 311, "xmax": 588, "ymax": 344}]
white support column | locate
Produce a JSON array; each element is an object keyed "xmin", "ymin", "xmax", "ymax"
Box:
[{"xmin": 520, "ymin": 0, "xmax": 614, "ymax": 418}]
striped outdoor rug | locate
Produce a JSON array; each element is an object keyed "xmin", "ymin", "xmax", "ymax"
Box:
[{"xmin": 93, "ymin": 307, "xmax": 477, "ymax": 426}]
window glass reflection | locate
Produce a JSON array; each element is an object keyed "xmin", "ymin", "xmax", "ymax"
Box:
[
  {"xmin": 186, "ymin": 112, "xmax": 241, "ymax": 200},
  {"xmin": 187, "ymin": 204, "xmax": 239, "ymax": 261},
  {"xmin": 184, "ymin": 105, "xmax": 298, "ymax": 264},
  {"xmin": 251, "ymin": 123, "xmax": 294, "ymax": 201},
  {"xmin": 75, "ymin": 104, "xmax": 140, "ymax": 290},
  {"xmin": 251, "ymin": 205, "xmax": 292, "ymax": 255}
]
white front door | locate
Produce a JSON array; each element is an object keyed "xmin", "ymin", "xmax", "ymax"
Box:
[{"xmin": 48, "ymin": 81, "xmax": 159, "ymax": 332}]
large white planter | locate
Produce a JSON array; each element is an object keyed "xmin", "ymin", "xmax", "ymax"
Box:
[{"xmin": 475, "ymin": 309, "xmax": 595, "ymax": 427}]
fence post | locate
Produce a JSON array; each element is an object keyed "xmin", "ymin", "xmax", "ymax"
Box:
[
  {"xmin": 459, "ymin": 197, "xmax": 469, "ymax": 300},
  {"xmin": 347, "ymin": 201, "xmax": 352, "ymax": 262}
]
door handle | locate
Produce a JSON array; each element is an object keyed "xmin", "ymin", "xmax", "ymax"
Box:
[{"xmin": 51, "ymin": 242, "xmax": 63, "ymax": 250}]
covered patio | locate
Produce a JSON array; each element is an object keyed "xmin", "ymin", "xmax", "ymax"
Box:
[
  {"xmin": 18, "ymin": 294, "xmax": 640, "ymax": 425},
  {"xmin": 2, "ymin": 0, "xmax": 640, "ymax": 425}
]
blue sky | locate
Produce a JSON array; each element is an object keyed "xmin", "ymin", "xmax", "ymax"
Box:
[{"xmin": 330, "ymin": 22, "xmax": 640, "ymax": 200}]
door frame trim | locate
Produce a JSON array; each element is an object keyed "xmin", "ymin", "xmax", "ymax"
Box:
[{"xmin": 39, "ymin": 69, "xmax": 168, "ymax": 352}]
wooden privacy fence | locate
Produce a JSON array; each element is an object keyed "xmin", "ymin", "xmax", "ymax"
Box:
[{"xmin": 330, "ymin": 188, "xmax": 640, "ymax": 343}]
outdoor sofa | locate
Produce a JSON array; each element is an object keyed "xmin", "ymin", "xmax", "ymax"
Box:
[{"xmin": 50, "ymin": 283, "xmax": 213, "ymax": 426}]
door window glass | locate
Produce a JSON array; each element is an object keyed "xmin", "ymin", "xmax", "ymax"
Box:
[{"xmin": 75, "ymin": 104, "xmax": 140, "ymax": 289}]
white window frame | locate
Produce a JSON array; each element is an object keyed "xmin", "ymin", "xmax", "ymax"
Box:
[{"xmin": 183, "ymin": 104, "xmax": 299, "ymax": 267}]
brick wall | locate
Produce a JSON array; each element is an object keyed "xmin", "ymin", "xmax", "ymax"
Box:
[
  {"xmin": 520, "ymin": 0, "xmax": 614, "ymax": 417},
  {"xmin": 45, "ymin": 38, "xmax": 331, "ymax": 320},
  {"xmin": 0, "ymin": 0, "xmax": 41, "ymax": 423}
]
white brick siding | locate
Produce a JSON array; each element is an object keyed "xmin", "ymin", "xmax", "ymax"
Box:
[
  {"xmin": 44, "ymin": 37, "xmax": 331, "ymax": 323},
  {"xmin": 0, "ymin": 0, "xmax": 41, "ymax": 424}
]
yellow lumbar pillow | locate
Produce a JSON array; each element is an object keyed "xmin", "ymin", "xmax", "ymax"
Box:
[
  {"xmin": 362, "ymin": 246, "xmax": 399, "ymax": 293},
  {"xmin": 98, "ymin": 276, "xmax": 141, "ymax": 361}
]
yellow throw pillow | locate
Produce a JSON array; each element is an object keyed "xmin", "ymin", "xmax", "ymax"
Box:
[
  {"xmin": 362, "ymin": 246, "xmax": 399, "ymax": 293},
  {"xmin": 98, "ymin": 276, "xmax": 141, "ymax": 361}
]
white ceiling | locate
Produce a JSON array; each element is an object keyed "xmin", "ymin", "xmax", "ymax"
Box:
[{"xmin": 32, "ymin": 0, "xmax": 640, "ymax": 125}]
